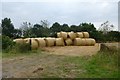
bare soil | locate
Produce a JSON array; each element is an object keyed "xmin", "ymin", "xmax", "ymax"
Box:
[
  {"xmin": 2, "ymin": 53, "xmax": 65, "ymax": 78},
  {"xmin": 2, "ymin": 43, "xmax": 101, "ymax": 78}
]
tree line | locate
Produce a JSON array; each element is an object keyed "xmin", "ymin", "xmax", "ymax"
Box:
[{"xmin": 1, "ymin": 18, "xmax": 120, "ymax": 42}]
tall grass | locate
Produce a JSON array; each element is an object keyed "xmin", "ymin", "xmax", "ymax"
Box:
[
  {"xmin": 82, "ymin": 50, "xmax": 118, "ymax": 78},
  {"xmin": 2, "ymin": 43, "xmax": 43, "ymax": 58},
  {"xmin": 60, "ymin": 50, "xmax": 119, "ymax": 78}
]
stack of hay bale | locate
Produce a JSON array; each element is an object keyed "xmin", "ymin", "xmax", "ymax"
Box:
[
  {"xmin": 57, "ymin": 31, "xmax": 96, "ymax": 46},
  {"xmin": 13, "ymin": 31, "xmax": 96, "ymax": 50}
]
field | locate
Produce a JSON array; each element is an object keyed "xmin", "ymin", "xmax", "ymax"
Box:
[{"xmin": 2, "ymin": 43, "xmax": 119, "ymax": 78}]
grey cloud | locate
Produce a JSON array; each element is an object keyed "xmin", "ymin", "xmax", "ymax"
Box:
[{"xmin": 1, "ymin": 1, "xmax": 118, "ymax": 30}]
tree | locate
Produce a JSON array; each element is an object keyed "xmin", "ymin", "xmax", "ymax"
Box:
[
  {"xmin": 32, "ymin": 24, "xmax": 44, "ymax": 37},
  {"xmin": 13, "ymin": 29, "xmax": 22, "ymax": 38},
  {"xmin": 106, "ymin": 31, "xmax": 120, "ymax": 42},
  {"xmin": 50, "ymin": 22, "xmax": 61, "ymax": 33},
  {"xmin": 61, "ymin": 24, "xmax": 70, "ymax": 32},
  {"xmin": 79, "ymin": 23, "xmax": 96, "ymax": 32},
  {"xmin": 40, "ymin": 20, "xmax": 49, "ymax": 28},
  {"xmin": 98, "ymin": 21, "xmax": 114, "ymax": 34},
  {"xmin": 78, "ymin": 23, "xmax": 96, "ymax": 38},
  {"xmin": 2, "ymin": 18, "xmax": 15, "ymax": 38},
  {"xmin": 40, "ymin": 20, "xmax": 51, "ymax": 37},
  {"xmin": 70, "ymin": 25, "xmax": 79, "ymax": 32},
  {"xmin": 20, "ymin": 22, "xmax": 35, "ymax": 38},
  {"xmin": 50, "ymin": 22, "xmax": 61, "ymax": 37}
]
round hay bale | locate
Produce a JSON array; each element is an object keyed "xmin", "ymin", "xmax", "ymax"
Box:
[
  {"xmin": 13, "ymin": 38, "xmax": 25, "ymax": 44},
  {"xmin": 91, "ymin": 38, "xmax": 96, "ymax": 46},
  {"xmin": 68, "ymin": 31, "xmax": 76, "ymax": 40},
  {"xmin": 45, "ymin": 38, "xmax": 55, "ymax": 47},
  {"xmin": 35, "ymin": 38, "xmax": 46, "ymax": 47},
  {"xmin": 55, "ymin": 38, "xmax": 65, "ymax": 46},
  {"xmin": 85, "ymin": 38, "xmax": 92, "ymax": 46},
  {"xmin": 76, "ymin": 32, "xmax": 83, "ymax": 38},
  {"xmin": 83, "ymin": 32, "xmax": 89, "ymax": 38},
  {"xmin": 57, "ymin": 32, "xmax": 61, "ymax": 38},
  {"xmin": 24, "ymin": 38, "xmax": 31, "ymax": 44},
  {"xmin": 65, "ymin": 38, "xmax": 73, "ymax": 46},
  {"xmin": 73, "ymin": 38, "xmax": 82, "ymax": 46},
  {"xmin": 31, "ymin": 38, "xmax": 39, "ymax": 50},
  {"xmin": 42, "ymin": 37, "xmax": 46, "ymax": 39},
  {"xmin": 60, "ymin": 32, "xmax": 68, "ymax": 39},
  {"xmin": 85, "ymin": 38, "xmax": 96, "ymax": 46},
  {"xmin": 81, "ymin": 38, "xmax": 86, "ymax": 46}
]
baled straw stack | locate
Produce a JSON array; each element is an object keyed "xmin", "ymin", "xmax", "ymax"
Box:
[
  {"xmin": 85, "ymin": 38, "xmax": 92, "ymax": 46},
  {"xmin": 73, "ymin": 38, "xmax": 82, "ymax": 46},
  {"xmin": 41, "ymin": 37, "xmax": 46, "ymax": 39},
  {"xmin": 68, "ymin": 31, "xmax": 76, "ymax": 40},
  {"xmin": 13, "ymin": 38, "xmax": 25, "ymax": 44},
  {"xmin": 31, "ymin": 38, "xmax": 39, "ymax": 50},
  {"xmin": 76, "ymin": 32, "xmax": 83, "ymax": 38},
  {"xmin": 81, "ymin": 38, "xmax": 86, "ymax": 46},
  {"xmin": 91, "ymin": 38, "xmax": 96, "ymax": 46},
  {"xmin": 84, "ymin": 38, "xmax": 96, "ymax": 46},
  {"xmin": 57, "ymin": 32, "xmax": 62, "ymax": 38},
  {"xmin": 83, "ymin": 32, "xmax": 89, "ymax": 38},
  {"xmin": 35, "ymin": 38, "xmax": 46, "ymax": 47},
  {"xmin": 24, "ymin": 38, "xmax": 31, "ymax": 44},
  {"xmin": 55, "ymin": 38, "xmax": 65, "ymax": 46},
  {"xmin": 65, "ymin": 38, "xmax": 73, "ymax": 46},
  {"xmin": 59, "ymin": 32, "xmax": 68, "ymax": 40},
  {"xmin": 45, "ymin": 38, "xmax": 55, "ymax": 47}
]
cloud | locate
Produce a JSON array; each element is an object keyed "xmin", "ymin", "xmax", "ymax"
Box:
[
  {"xmin": 1, "ymin": 1, "xmax": 118, "ymax": 30},
  {"xmin": 1, "ymin": 0, "xmax": 119, "ymax": 2}
]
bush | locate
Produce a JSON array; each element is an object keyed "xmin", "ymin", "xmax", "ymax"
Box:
[
  {"xmin": 2, "ymin": 35, "xmax": 31, "ymax": 53},
  {"xmin": 2, "ymin": 35, "xmax": 15, "ymax": 50},
  {"xmin": 13, "ymin": 43, "xmax": 31, "ymax": 53}
]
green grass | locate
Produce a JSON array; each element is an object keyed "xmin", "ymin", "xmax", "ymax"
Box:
[
  {"xmin": 55, "ymin": 50, "xmax": 119, "ymax": 78},
  {"xmin": 2, "ymin": 49, "xmax": 43, "ymax": 58},
  {"xmin": 2, "ymin": 49, "xmax": 119, "ymax": 78}
]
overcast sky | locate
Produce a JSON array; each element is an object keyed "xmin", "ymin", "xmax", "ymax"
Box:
[{"xmin": 1, "ymin": 0, "xmax": 119, "ymax": 30}]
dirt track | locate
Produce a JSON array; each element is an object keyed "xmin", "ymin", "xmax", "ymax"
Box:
[
  {"xmin": 2, "ymin": 53, "xmax": 65, "ymax": 78},
  {"xmin": 2, "ymin": 43, "xmax": 101, "ymax": 78}
]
